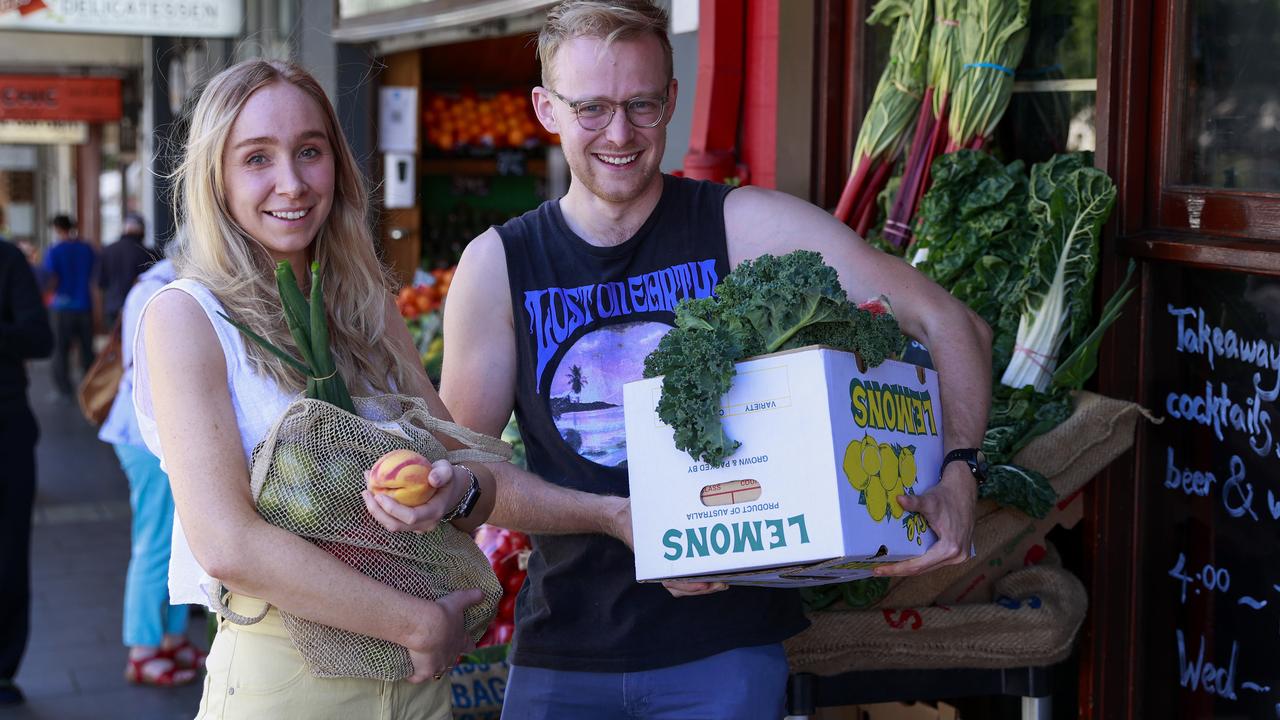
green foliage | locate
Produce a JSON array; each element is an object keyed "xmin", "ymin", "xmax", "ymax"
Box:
[
  {"xmin": 644, "ymin": 326, "xmax": 747, "ymax": 466},
  {"xmin": 911, "ymin": 150, "xmax": 1030, "ymax": 377},
  {"xmin": 910, "ymin": 150, "xmax": 1126, "ymax": 518},
  {"xmin": 800, "ymin": 577, "xmax": 892, "ymax": 612},
  {"xmin": 981, "ymin": 464, "xmax": 1057, "ymax": 519},
  {"xmin": 501, "ymin": 415, "xmax": 527, "ymax": 471},
  {"xmin": 1051, "ymin": 260, "xmax": 1137, "ymax": 390},
  {"xmin": 1001, "ymin": 152, "xmax": 1118, "ymax": 391},
  {"xmin": 947, "ymin": 0, "xmax": 1031, "ymax": 146},
  {"xmin": 643, "ymin": 251, "xmax": 906, "ymax": 466},
  {"xmin": 976, "ymin": 384, "xmax": 1073, "ymax": 518},
  {"xmin": 982, "ymin": 384, "xmax": 1072, "ymax": 463},
  {"xmin": 459, "ymin": 644, "xmax": 509, "ymax": 665},
  {"xmin": 854, "ymin": 0, "xmax": 932, "ymax": 163}
]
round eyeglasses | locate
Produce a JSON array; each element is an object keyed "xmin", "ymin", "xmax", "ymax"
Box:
[{"xmin": 547, "ymin": 88, "xmax": 669, "ymax": 131}]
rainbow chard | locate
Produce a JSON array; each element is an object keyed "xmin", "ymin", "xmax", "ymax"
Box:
[
  {"xmin": 945, "ymin": 0, "xmax": 1030, "ymax": 152},
  {"xmin": 881, "ymin": 0, "xmax": 965, "ymax": 250},
  {"xmin": 220, "ymin": 261, "xmax": 356, "ymax": 413},
  {"xmin": 833, "ymin": 0, "xmax": 931, "ymax": 234}
]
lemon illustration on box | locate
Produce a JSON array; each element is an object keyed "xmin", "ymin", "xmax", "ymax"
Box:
[
  {"xmin": 623, "ymin": 347, "xmax": 943, "ymax": 587},
  {"xmin": 843, "ymin": 435, "xmax": 930, "ymax": 545}
]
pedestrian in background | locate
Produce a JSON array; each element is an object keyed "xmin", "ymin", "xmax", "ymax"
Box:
[
  {"xmin": 0, "ymin": 206, "xmax": 55, "ymax": 706},
  {"xmin": 99, "ymin": 256, "xmax": 204, "ymax": 687},
  {"xmin": 42, "ymin": 214, "xmax": 97, "ymax": 399},
  {"xmin": 97, "ymin": 213, "xmax": 155, "ymax": 329}
]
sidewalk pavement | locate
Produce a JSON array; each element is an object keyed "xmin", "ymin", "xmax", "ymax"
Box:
[{"xmin": 2, "ymin": 361, "xmax": 203, "ymax": 720}]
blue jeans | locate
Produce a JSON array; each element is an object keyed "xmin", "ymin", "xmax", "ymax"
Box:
[
  {"xmin": 500, "ymin": 643, "xmax": 787, "ymax": 720},
  {"xmin": 115, "ymin": 444, "xmax": 188, "ymax": 647}
]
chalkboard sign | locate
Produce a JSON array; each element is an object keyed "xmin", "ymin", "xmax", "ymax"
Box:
[{"xmin": 1141, "ymin": 263, "xmax": 1280, "ymax": 719}]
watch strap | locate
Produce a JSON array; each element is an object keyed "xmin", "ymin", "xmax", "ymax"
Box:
[
  {"xmin": 441, "ymin": 464, "xmax": 481, "ymax": 522},
  {"xmin": 941, "ymin": 448, "xmax": 988, "ymax": 485}
]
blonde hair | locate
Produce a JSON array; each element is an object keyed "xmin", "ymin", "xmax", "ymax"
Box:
[
  {"xmin": 538, "ymin": 0, "xmax": 673, "ymax": 88},
  {"xmin": 169, "ymin": 59, "xmax": 409, "ymax": 396}
]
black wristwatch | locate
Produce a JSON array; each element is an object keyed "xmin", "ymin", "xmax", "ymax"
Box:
[
  {"xmin": 441, "ymin": 465, "xmax": 482, "ymax": 522},
  {"xmin": 941, "ymin": 448, "xmax": 989, "ymax": 486}
]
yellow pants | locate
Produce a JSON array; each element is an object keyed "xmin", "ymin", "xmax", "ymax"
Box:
[{"xmin": 195, "ymin": 594, "xmax": 450, "ymax": 720}]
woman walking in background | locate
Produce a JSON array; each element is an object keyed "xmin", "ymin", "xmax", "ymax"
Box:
[{"xmin": 99, "ymin": 256, "xmax": 205, "ymax": 687}]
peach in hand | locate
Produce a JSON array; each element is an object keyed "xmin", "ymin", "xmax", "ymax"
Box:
[{"xmin": 367, "ymin": 449, "xmax": 437, "ymax": 507}]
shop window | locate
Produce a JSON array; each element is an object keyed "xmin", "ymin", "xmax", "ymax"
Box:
[
  {"xmin": 1172, "ymin": 1, "xmax": 1280, "ymax": 192},
  {"xmin": 1143, "ymin": 0, "xmax": 1280, "ymax": 246},
  {"xmin": 992, "ymin": 0, "xmax": 1098, "ymax": 164},
  {"xmin": 812, "ymin": 0, "xmax": 1099, "ymax": 206}
]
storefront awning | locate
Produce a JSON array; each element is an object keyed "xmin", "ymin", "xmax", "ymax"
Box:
[{"xmin": 334, "ymin": 0, "xmax": 556, "ymax": 50}]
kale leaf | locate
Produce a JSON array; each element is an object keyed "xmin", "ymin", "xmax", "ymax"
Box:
[{"xmin": 644, "ymin": 250, "xmax": 906, "ymax": 466}]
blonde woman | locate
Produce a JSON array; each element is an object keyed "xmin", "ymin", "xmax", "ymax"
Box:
[{"xmin": 132, "ymin": 59, "xmax": 489, "ymax": 719}]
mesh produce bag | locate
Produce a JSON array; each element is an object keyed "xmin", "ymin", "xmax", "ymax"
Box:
[{"xmin": 210, "ymin": 393, "xmax": 511, "ymax": 681}]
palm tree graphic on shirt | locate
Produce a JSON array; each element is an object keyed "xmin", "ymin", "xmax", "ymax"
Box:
[{"xmin": 566, "ymin": 365, "xmax": 588, "ymax": 405}]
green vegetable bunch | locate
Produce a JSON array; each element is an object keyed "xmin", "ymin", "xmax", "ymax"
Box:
[
  {"xmin": 910, "ymin": 151, "xmax": 1134, "ymax": 518},
  {"xmin": 911, "ymin": 150, "xmax": 1031, "ymax": 377},
  {"xmin": 643, "ymin": 250, "xmax": 905, "ymax": 466},
  {"xmin": 800, "ymin": 577, "xmax": 891, "ymax": 612},
  {"xmin": 1001, "ymin": 153, "xmax": 1118, "ymax": 392},
  {"xmin": 221, "ymin": 260, "xmax": 356, "ymax": 413}
]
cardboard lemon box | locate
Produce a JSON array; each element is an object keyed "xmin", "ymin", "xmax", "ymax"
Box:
[{"xmin": 623, "ymin": 346, "xmax": 944, "ymax": 587}]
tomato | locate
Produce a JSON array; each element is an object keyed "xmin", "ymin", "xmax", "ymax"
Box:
[
  {"xmin": 498, "ymin": 593, "xmax": 517, "ymax": 621},
  {"xmin": 503, "ymin": 569, "xmax": 526, "ymax": 595},
  {"xmin": 492, "ymin": 623, "xmax": 514, "ymax": 645}
]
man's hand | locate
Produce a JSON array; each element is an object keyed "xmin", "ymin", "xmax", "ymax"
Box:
[
  {"xmin": 661, "ymin": 580, "xmax": 730, "ymax": 598},
  {"xmin": 362, "ymin": 459, "xmax": 469, "ymax": 534},
  {"xmin": 873, "ymin": 462, "xmax": 977, "ymax": 577}
]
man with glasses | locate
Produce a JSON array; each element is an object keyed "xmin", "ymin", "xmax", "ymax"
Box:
[{"xmin": 424, "ymin": 1, "xmax": 990, "ymax": 716}]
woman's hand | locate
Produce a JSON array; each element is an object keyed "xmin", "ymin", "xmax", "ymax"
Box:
[
  {"xmin": 362, "ymin": 459, "xmax": 469, "ymax": 534},
  {"xmin": 404, "ymin": 588, "xmax": 485, "ymax": 683},
  {"xmin": 661, "ymin": 580, "xmax": 730, "ymax": 598}
]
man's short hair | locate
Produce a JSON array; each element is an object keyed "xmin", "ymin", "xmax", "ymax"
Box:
[
  {"xmin": 50, "ymin": 214, "xmax": 76, "ymax": 232},
  {"xmin": 538, "ymin": 0, "xmax": 673, "ymax": 89}
]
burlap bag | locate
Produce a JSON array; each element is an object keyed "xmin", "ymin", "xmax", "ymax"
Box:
[
  {"xmin": 785, "ymin": 561, "xmax": 1088, "ymax": 674},
  {"xmin": 873, "ymin": 390, "xmax": 1148, "ymax": 609},
  {"xmin": 211, "ymin": 394, "xmax": 511, "ymax": 681}
]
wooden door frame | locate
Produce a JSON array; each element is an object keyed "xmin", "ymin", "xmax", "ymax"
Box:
[
  {"xmin": 1079, "ymin": 0, "xmax": 1153, "ymax": 716},
  {"xmin": 810, "ymin": 0, "xmax": 873, "ymax": 210}
]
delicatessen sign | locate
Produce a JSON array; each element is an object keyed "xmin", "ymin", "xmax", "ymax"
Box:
[{"xmin": 0, "ymin": 0, "xmax": 241, "ymax": 37}]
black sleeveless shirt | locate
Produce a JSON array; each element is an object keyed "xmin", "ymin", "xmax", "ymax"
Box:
[{"xmin": 496, "ymin": 174, "xmax": 808, "ymax": 672}]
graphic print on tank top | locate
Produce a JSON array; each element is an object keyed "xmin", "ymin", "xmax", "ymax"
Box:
[{"xmin": 524, "ymin": 259, "xmax": 721, "ymax": 468}]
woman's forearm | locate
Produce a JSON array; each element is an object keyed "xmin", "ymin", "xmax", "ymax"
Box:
[{"xmin": 214, "ymin": 517, "xmax": 443, "ymax": 651}]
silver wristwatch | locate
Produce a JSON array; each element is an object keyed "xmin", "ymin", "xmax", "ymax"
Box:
[{"xmin": 440, "ymin": 464, "xmax": 481, "ymax": 523}]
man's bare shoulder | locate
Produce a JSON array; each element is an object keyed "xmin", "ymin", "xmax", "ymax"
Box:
[
  {"xmin": 452, "ymin": 228, "xmax": 512, "ymax": 323},
  {"xmin": 724, "ymin": 185, "xmax": 857, "ymax": 264},
  {"xmin": 460, "ymin": 228, "xmax": 506, "ymax": 271}
]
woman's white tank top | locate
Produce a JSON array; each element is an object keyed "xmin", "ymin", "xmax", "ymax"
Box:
[{"xmin": 133, "ymin": 278, "xmax": 297, "ymax": 607}]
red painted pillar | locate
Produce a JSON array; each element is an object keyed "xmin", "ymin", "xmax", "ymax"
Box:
[
  {"xmin": 682, "ymin": 0, "xmax": 745, "ymax": 183},
  {"xmin": 740, "ymin": 0, "xmax": 779, "ymax": 189}
]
